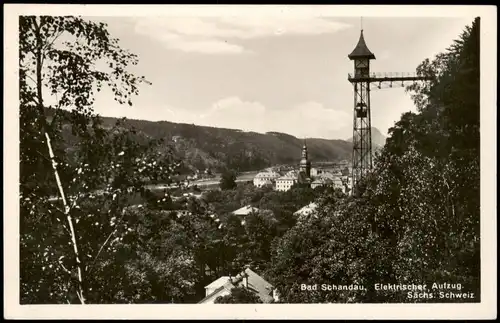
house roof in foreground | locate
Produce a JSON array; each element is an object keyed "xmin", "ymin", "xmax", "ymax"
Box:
[
  {"xmin": 294, "ymin": 202, "xmax": 318, "ymax": 216},
  {"xmin": 232, "ymin": 205, "xmax": 260, "ymax": 215},
  {"xmin": 198, "ymin": 268, "xmax": 275, "ymax": 304},
  {"xmin": 204, "ymin": 276, "xmax": 231, "ymax": 290}
]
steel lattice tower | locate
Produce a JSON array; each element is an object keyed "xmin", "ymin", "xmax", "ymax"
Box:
[{"xmin": 348, "ymin": 29, "xmax": 432, "ymax": 194}]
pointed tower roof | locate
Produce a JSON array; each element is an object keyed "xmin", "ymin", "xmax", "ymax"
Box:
[
  {"xmin": 300, "ymin": 138, "xmax": 310, "ymax": 167},
  {"xmin": 348, "ymin": 30, "xmax": 376, "ymax": 60}
]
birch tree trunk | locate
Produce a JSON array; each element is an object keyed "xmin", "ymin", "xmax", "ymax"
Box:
[
  {"xmin": 44, "ymin": 133, "xmax": 86, "ymax": 304},
  {"xmin": 34, "ymin": 17, "xmax": 86, "ymax": 304}
]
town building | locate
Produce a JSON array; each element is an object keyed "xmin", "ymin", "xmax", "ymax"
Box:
[
  {"xmin": 275, "ymin": 171, "xmax": 298, "ymax": 192},
  {"xmin": 275, "ymin": 142, "xmax": 313, "ymax": 191},
  {"xmin": 332, "ymin": 176, "xmax": 345, "ymax": 191},
  {"xmin": 311, "ymin": 172, "xmax": 349, "ymax": 193},
  {"xmin": 294, "ymin": 202, "xmax": 342, "ymax": 223},
  {"xmin": 198, "ymin": 267, "xmax": 277, "ymax": 304},
  {"xmin": 293, "ymin": 202, "xmax": 318, "ymax": 221},
  {"xmin": 311, "ymin": 177, "xmax": 333, "ymax": 189},
  {"xmin": 310, "ymin": 167, "xmax": 324, "ymax": 177},
  {"xmin": 252, "ymin": 139, "xmax": 352, "ymax": 193},
  {"xmin": 253, "ymin": 171, "xmax": 281, "ymax": 188},
  {"xmin": 232, "ymin": 205, "xmax": 261, "ymax": 216}
]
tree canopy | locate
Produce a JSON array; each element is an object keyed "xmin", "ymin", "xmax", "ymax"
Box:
[
  {"xmin": 219, "ymin": 169, "xmax": 238, "ymax": 190},
  {"xmin": 19, "ymin": 16, "xmax": 179, "ymax": 304},
  {"xmin": 266, "ymin": 17, "xmax": 480, "ymax": 303}
]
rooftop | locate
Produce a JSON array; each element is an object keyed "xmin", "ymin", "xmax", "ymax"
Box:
[
  {"xmin": 204, "ymin": 276, "xmax": 231, "ymax": 290},
  {"xmin": 199, "ymin": 268, "xmax": 275, "ymax": 304},
  {"xmin": 312, "ymin": 178, "xmax": 332, "ymax": 185},
  {"xmin": 277, "ymin": 175, "xmax": 296, "ymax": 181},
  {"xmin": 232, "ymin": 205, "xmax": 260, "ymax": 216},
  {"xmin": 255, "ymin": 171, "xmax": 281, "ymax": 178},
  {"xmin": 294, "ymin": 202, "xmax": 318, "ymax": 216},
  {"xmin": 348, "ymin": 30, "xmax": 376, "ymax": 60}
]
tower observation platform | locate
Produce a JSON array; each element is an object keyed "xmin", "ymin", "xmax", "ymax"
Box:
[{"xmin": 348, "ymin": 72, "xmax": 432, "ymax": 86}]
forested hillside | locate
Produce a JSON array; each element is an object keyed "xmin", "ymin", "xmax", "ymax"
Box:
[
  {"xmin": 97, "ymin": 116, "xmax": 355, "ymax": 172},
  {"xmin": 45, "ymin": 108, "xmax": 354, "ymax": 173}
]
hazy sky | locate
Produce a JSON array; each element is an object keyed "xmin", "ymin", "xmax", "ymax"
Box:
[{"xmin": 87, "ymin": 15, "xmax": 474, "ymax": 139}]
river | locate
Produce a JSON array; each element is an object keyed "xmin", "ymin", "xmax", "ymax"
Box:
[
  {"xmin": 148, "ymin": 170, "xmax": 259, "ymax": 190},
  {"xmin": 48, "ymin": 171, "xmax": 260, "ymax": 201}
]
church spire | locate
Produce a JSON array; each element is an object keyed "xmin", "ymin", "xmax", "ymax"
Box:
[
  {"xmin": 299, "ymin": 137, "xmax": 311, "ymax": 178},
  {"xmin": 302, "ymin": 137, "xmax": 308, "ymax": 158}
]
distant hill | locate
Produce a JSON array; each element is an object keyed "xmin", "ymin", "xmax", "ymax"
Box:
[
  {"xmin": 98, "ymin": 117, "xmax": 353, "ymax": 173},
  {"xmin": 370, "ymin": 127, "xmax": 387, "ymax": 148},
  {"xmin": 347, "ymin": 127, "xmax": 387, "ymax": 150},
  {"xmin": 45, "ymin": 108, "xmax": 354, "ymax": 174}
]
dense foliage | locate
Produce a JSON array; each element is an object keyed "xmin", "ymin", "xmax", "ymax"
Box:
[
  {"xmin": 19, "ymin": 15, "xmax": 179, "ymax": 304},
  {"xmin": 219, "ymin": 170, "xmax": 238, "ymax": 190},
  {"xmin": 266, "ymin": 17, "xmax": 480, "ymax": 303}
]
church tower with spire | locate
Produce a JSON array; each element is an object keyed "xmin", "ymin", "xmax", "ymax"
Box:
[{"xmin": 299, "ymin": 139, "xmax": 311, "ymax": 178}]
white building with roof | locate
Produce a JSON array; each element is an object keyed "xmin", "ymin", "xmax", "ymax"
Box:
[
  {"xmin": 232, "ymin": 205, "xmax": 260, "ymax": 216},
  {"xmin": 198, "ymin": 268, "xmax": 277, "ymax": 304},
  {"xmin": 294, "ymin": 202, "xmax": 321, "ymax": 223},
  {"xmin": 204, "ymin": 276, "xmax": 232, "ymax": 298},
  {"xmin": 293, "ymin": 202, "xmax": 318, "ymax": 218},
  {"xmin": 332, "ymin": 177, "xmax": 344, "ymax": 190},
  {"xmin": 253, "ymin": 171, "xmax": 281, "ymax": 188},
  {"xmin": 309, "ymin": 170, "xmax": 348, "ymax": 193},
  {"xmin": 275, "ymin": 170, "xmax": 299, "ymax": 192},
  {"xmin": 311, "ymin": 167, "xmax": 328, "ymax": 177},
  {"xmin": 311, "ymin": 177, "xmax": 333, "ymax": 189}
]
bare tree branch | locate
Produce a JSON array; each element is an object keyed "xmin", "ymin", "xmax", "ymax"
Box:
[
  {"xmin": 87, "ymin": 208, "xmax": 127, "ymax": 276},
  {"xmin": 43, "ymin": 29, "xmax": 64, "ymax": 52},
  {"xmin": 58, "ymin": 260, "xmax": 72, "ymax": 276},
  {"xmin": 23, "ymin": 73, "xmax": 39, "ymax": 88}
]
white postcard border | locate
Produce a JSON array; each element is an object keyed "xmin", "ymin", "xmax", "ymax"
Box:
[{"xmin": 3, "ymin": 4, "xmax": 497, "ymax": 320}]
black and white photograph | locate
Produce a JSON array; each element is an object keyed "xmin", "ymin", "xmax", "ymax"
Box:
[{"xmin": 3, "ymin": 4, "xmax": 497, "ymax": 320}]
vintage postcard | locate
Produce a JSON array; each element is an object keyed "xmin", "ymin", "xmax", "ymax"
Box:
[{"xmin": 3, "ymin": 4, "xmax": 497, "ymax": 320}]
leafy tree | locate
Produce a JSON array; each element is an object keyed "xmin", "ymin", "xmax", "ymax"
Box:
[
  {"xmin": 258, "ymin": 186, "xmax": 318, "ymax": 234},
  {"xmin": 214, "ymin": 286, "xmax": 263, "ymax": 304},
  {"xmin": 19, "ymin": 15, "xmax": 180, "ymax": 304},
  {"xmin": 68, "ymin": 206, "xmax": 198, "ymax": 304},
  {"xmin": 266, "ymin": 194, "xmax": 368, "ymax": 303},
  {"xmin": 240, "ymin": 210, "xmax": 278, "ymax": 272},
  {"xmin": 221, "ymin": 210, "xmax": 278, "ymax": 274},
  {"xmin": 219, "ymin": 169, "xmax": 238, "ymax": 190}
]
